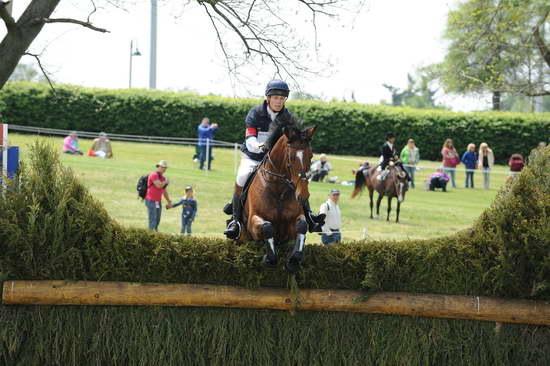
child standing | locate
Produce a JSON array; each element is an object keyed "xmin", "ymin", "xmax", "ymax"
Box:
[
  {"xmin": 461, "ymin": 143, "xmax": 477, "ymax": 188},
  {"xmin": 169, "ymin": 186, "xmax": 198, "ymax": 236}
]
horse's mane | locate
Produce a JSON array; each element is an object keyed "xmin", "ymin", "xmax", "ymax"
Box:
[{"xmin": 264, "ymin": 115, "xmax": 307, "ymax": 151}]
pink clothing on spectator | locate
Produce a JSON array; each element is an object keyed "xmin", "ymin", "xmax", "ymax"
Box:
[
  {"xmin": 441, "ymin": 147, "xmax": 459, "ymax": 167},
  {"xmin": 430, "ymin": 171, "xmax": 450, "ymax": 182},
  {"xmin": 63, "ymin": 136, "xmax": 78, "ymax": 152},
  {"xmin": 145, "ymin": 171, "xmax": 166, "ymax": 202}
]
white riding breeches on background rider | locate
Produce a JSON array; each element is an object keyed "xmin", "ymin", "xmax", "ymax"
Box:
[{"xmin": 236, "ymin": 154, "xmax": 261, "ymax": 187}]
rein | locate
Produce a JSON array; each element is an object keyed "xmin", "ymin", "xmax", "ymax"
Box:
[{"xmin": 260, "ymin": 141, "xmax": 310, "ymax": 198}]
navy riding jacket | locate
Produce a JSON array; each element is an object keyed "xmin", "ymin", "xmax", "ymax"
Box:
[{"xmin": 241, "ymin": 101, "xmax": 293, "ymax": 161}]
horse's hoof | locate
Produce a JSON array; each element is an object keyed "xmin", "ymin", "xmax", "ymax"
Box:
[
  {"xmin": 285, "ymin": 253, "xmax": 303, "ymax": 273},
  {"xmin": 262, "ymin": 254, "xmax": 278, "ymax": 267},
  {"xmin": 285, "ymin": 260, "xmax": 301, "ymax": 274}
]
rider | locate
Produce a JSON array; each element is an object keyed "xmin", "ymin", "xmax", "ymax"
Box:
[
  {"xmin": 223, "ymin": 80, "xmax": 325, "ymax": 239},
  {"xmin": 378, "ymin": 132, "xmax": 411, "ymax": 182}
]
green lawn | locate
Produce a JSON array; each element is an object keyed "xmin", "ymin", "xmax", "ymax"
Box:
[{"xmin": 9, "ymin": 133, "xmax": 508, "ymax": 242}]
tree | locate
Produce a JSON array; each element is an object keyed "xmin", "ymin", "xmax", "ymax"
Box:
[
  {"xmin": 431, "ymin": 0, "xmax": 550, "ymax": 110},
  {"xmin": 8, "ymin": 62, "xmax": 49, "ymax": 82},
  {"xmin": 382, "ymin": 73, "xmax": 447, "ymax": 109},
  {"xmin": 0, "ymin": 0, "xmax": 364, "ymax": 90}
]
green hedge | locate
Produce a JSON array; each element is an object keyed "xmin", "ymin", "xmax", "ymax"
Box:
[
  {"xmin": 1, "ymin": 82, "xmax": 549, "ymax": 163},
  {"xmin": 0, "ymin": 142, "xmax": 549, "ymax": 364}
]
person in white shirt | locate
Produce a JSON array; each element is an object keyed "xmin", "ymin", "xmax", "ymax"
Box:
[{"xmin": 319, "ymin": 189, "xmax": 342, "ymax": 245}]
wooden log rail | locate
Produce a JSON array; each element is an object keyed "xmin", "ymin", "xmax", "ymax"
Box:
[{"xmin": 2, "ymin": 280, "xmax": 550, "ymax": 326}]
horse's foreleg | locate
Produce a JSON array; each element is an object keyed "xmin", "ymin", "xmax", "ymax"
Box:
[
  {"xmin": 286, "ymin": 217, "xmax": 307, "ymax": 273},
  {"xmin": 376, "ymin": 193, "xmax": 384, "ymax": 217},
  {"xmin": 369, "ymin": 190, "xmax": 374, "ymax": 219},
  {"xmin": 396, "ymin": 200, "xmax": 401, "ymax": 223},
  {"xmin": 250, "ymin": 215, "xmax": 277, "ymax": 266},
  {"xmin": 387, "ymin": 196, "xmax": 392, "ymax": 221}
]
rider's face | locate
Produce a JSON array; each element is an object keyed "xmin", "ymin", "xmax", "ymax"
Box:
[{"xmin": 267, "ymin": 95, "xmax": 286, "ymax": 112}]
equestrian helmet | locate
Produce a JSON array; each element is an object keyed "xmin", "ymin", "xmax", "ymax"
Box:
[
  {"xmin": 265, "ymin": 80, "xmax": 290, "ymax": 97},
  {"xmin": 386, "ymin": 132, "xmax": 396, "ymax": 140}
]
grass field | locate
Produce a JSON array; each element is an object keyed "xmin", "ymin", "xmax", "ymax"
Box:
[{"xmin": 8, "ymin": 133, "xmax": 509, "ymax": 242}]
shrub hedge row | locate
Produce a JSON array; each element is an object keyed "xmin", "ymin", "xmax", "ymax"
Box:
[
  {"xmin": 1, "ymin": 82, "xmax": 549, "ymax": 163},
  {"xmin": 0, "ymin": 142, "xmax": 549, "ymax": 364}
]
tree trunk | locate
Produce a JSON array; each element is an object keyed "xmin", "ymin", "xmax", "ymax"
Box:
[
  {"xmin": 492, "ymin": 91, "xmax": 501, "ymax": 110},
  {"xmin": 0, "ymin": 0, "xmax": 60, "ymax": 89},
  {"xmin": 4, "ymin": 280, "xmax": 550, "ymax": 326}
]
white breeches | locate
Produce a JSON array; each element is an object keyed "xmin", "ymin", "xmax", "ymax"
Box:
[{"xmin": 236, "ymin": 154, "xmax": 261, "ymax": 187}]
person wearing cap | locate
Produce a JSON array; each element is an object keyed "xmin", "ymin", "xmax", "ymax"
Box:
[
  {"xmin": 89, "ymin": 132, "xmax": 113, "ymax": 159},
  {"xmin": 197, "ymin": 118, "xmax": 219, "ymax": 170},
  {"xmin": 223, "ymin": 80, "xmax": 325, "ymax": 239},
  {"xmin": 319, "ymin": 189, "xmax": 342, "ymax": 245},
  {"xmin": 145, "ymin": 160, "xmax": 172, "ymax": 231},
  {"xmin": 309, "ymin": 153, "xmax": 332, "ymax": 182},
  {"xmin": 62, "ymin": 131, "xmax": 83, "ymax": 155},
  {"xmin": 168, "ymin": 186, "xmax": 197, "ymax": 236}
]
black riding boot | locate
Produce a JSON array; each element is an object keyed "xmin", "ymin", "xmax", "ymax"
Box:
[
  {"xmin": 302, "ymin": 199, "xmax": 325, "ymax": 233},
  {"xmin": 224, "ymin": 194, "xmax": 242, "ymax": 239}
]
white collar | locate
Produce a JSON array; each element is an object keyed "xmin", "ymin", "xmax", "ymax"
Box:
[
  {"xmin": 387, "ymin": 142, "xmax": 394, "ymax": 149},
  {"xmin": 266, "ymin": 105, "xmax": 279, "ymax": 121}
]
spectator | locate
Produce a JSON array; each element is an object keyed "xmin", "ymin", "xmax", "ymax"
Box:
[
  {"xmin": 310, "ymin": 154, "xmax": 332, "ymax": 182},
  {"xmin": 62, "ymin": 131, "xmax": 83, "ymax": 155},
  {"xmin": 428, "ymin": 168, "xmax": 450, "ymax": 192},
  {"xmin": 399, "ymin": 138, "xmax": 420, "ymax": 188},
  {"xmin": 145, "ymin": 160, "xmax": 172, "ymax": 231},
  {"xmin": 461, "ymin": 143, "xmax": 477, "ymax": 188},
  {"xmin": 441, "ymin": 138, "xmax": 459, "ymax": 188},
  {"xmin": 478, "ymin": 142, "xmax": 494, "ymax": 190},
  {"xmin": 508, "ymin": 153, "xmax": 525, "ymax": 178},
  {"xmin": 319, "ymin": 189, "xmax": 342, "ymax": 245},
  {"xmin": 169, "ymin": 186, "xmax": 197, "ymax": 236},
  {"xmin": 197, "ymin": 118, "xmax": 219, "ymax": 170},
  {"xmin": 89, "ymin": 132, "xmax": 113, "ymax": 158}
]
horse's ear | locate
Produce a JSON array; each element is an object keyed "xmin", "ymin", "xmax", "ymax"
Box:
[
  {"xmin": 284, "ymin": 126, "xmax": 296, "ymax": 139},
  {"xmin": 305, "ymin": 126, "xmax": 317, "ymax": 139}
]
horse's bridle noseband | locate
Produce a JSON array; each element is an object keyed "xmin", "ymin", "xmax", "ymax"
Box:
[{"xmin": 261, "ymin": 141, "xmax": 311, "ymax": 194}]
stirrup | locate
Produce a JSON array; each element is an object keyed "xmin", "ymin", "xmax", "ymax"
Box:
[{"xmin": 224, "ymin": 220, "xmax": 241, "ymax": 239}]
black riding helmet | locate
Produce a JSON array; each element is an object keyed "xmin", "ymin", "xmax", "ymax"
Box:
[
  {"xmin": 386, "ymin": 132, "xmax": 396, "ymax": 140},
  {"xmin": 265, "ymin": 80, "xmax": 290, "ymax": 97}
]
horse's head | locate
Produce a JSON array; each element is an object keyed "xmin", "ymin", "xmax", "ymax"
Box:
[{"xmin": 283, "ymin": 124, "xmax": 317, "ymax": 202}]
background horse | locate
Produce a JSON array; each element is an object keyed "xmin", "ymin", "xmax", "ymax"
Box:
[
  {"xmin": 239, "ymin": 125, "xmax": 316, "ymax": 273},
  {"xmin": 351, "ymin": 163, "xmax": 408, "ymax": 223}
]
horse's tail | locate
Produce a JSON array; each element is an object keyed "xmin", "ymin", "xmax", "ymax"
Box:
[{"xmin": 351, "ymin": 169, "xmax": 367, "ymax": 199}]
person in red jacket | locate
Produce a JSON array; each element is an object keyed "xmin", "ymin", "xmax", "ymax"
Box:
[{"xmin": 508, "ymin": 153, "xmax": 525, "ymax": 178}]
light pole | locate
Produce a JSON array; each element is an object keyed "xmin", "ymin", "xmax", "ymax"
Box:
[
  {"xmin": 129, "ymin": 40, "xmax": 141, "ymax": 88},
  {"xmin": 149, "ymin": 0, "xmax": 158, "ymax": 89}
]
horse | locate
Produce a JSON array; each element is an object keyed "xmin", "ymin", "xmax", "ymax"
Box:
[
  {"xmin": 351, "ymin": 162, "xmax": 408, "ymax": 223},
  {"xmin": 238, "ymin": 124, "xmax": 317, "ymax": 273}
]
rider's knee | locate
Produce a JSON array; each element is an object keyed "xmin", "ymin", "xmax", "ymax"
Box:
[
  {"xmin": 296, "ymin": 219, "xmax": 307, "ymax": 234},
  {"xmin": 261, "ymin": 222, "xmax": 274, "ymax": 238}
]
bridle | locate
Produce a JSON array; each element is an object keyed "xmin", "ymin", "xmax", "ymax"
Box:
[{"xmin": 261, "ymin": 141, "xmax": 311, "ymax": 195}]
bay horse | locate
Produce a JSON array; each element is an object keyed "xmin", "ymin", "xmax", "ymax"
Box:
[
  {"xmin": 239, "ymin": 125, "xmax": 317, "ymax": 273},
  {"xmin": 351, "ymin": 163, "xmax": 408, "ymax": 223}
]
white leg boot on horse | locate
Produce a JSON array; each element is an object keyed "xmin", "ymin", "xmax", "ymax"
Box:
[{"xmin": 286, "ymin": 217, "xmax": 307, "ymax": 273}]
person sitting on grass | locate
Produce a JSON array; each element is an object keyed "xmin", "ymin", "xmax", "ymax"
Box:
[
  {"xmin": 168, "ymin": 186, "xmax": 197, "ymax": 236},
  {"xmin": 62, "ymin": 131, "xmax": 83, "ymax": 155},
  {"xmin": 428, "ymin": 168, "xmax": 450, "ymax": 192},
  {"xmin": 89, "ymin": 132, "xmax": 113, "ymax": 159},
  {"xmin": 309, "ymin": 154, "xmax": 332, "ymax": 182}
]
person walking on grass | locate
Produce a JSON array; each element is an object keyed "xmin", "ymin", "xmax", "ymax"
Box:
[
  {"xmin": 145, "ymin": 160, "xmax": 172, "ymax": 231},
  {"xmin": 400, "ymin": 138, "xmax": 419, "ymax": 188},
  {"xmin": 319, "ymin": 189, "xmax": 342, "ymax": 245},
  {"xmin": 441, "ymin": 138, "xmax": 459, "ymax": 189},
  {"xmin": 461, "ymin": 143, "xmax": 477, "ymax": 188},
  {"xmin": 197, "ymin": 117, "xmax": 219, "ymax": 170},
  {"xmin": 168, "ymin": 186, "xmax": 197, "ymax": 236},
  {"xmin": 508, "ymin": 153, "xmax": 525, "ymax": 179},
  {"xmin": 478, "ymin": 143, "xmax": 494, "ymax": 190}
]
